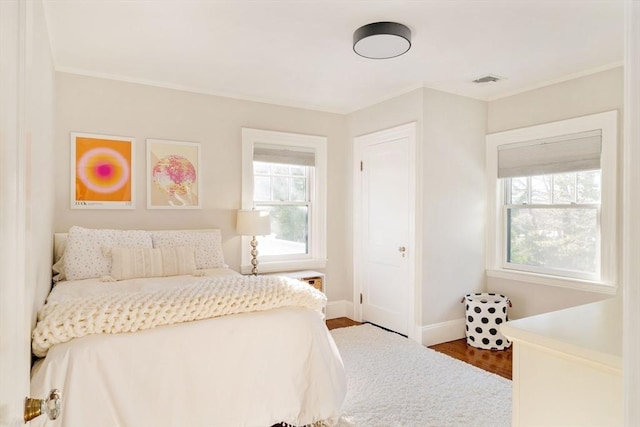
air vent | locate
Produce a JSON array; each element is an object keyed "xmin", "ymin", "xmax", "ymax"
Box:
[{"xmin": 472, "ymin": 74, "xmax": 504, "ymax": 84}]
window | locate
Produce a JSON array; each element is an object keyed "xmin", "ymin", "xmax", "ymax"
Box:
[
  {"xmin": 504, "ymin": 170, "xmax": 601, "ymax": 279},
  {"xmin": 253, "ymin": 161, "xmax": 310, "ymax": 257},
  {"xmin": 241, "ymin": 128, "xmax": 326, "ymax": 273},
  {"xmin": 486, "ymin": 111, "xmax": 617, "ymax": 292}
]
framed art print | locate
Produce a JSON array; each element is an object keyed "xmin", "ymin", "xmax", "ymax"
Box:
[
  {"xmin": 70, "ymin": 132, "xmax": 135, "ymax": 209},
  {"xmin": 146, "ymin": 139, "xmax": 201, "ymax": 209}
]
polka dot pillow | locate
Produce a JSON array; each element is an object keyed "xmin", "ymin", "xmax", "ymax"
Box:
[
  {"xmin": 63, "ymin": 226, "xmax": 153, "ymax": 281},
  {"xmin": 150, "ymin": 229, "xmax": 227, "ymax": 269}
]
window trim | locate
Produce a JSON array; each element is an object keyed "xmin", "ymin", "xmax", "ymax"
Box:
[
  {"xmin": 486, "ymin": 111, "xmax": 618, "ymax": 292},
  {"xmin": 241, "ymin": 128, "xmax": 327, "ymax": 274}
]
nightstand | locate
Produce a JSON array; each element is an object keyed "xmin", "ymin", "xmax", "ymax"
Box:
[{"xmin": 273, "ymin": 270, "xmax": 324, "ymax": 293}]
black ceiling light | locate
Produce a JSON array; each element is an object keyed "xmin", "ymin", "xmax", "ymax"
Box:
[{"xmin": 353, "ymin": 22, "xmax": 412, "ymax": 59}]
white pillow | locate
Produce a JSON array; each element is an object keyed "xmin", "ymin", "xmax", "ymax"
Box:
[
  {"xmin": 109, "ymin": 246, "xmax": 197, "ymax": 281},
  {"xmin": 151, "ymin": 230, "xmax": 226, "ymax": 269},
  {"xmin": 63, "ymin": 226, "xmax": 153, "ymax": 281}
]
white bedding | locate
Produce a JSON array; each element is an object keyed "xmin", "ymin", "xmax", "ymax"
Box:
[
  {"xmin": 31, "ymin": 270, "xmax": 346, "ymax": 427},
  {"xmin": 33, "ymin": 272, "xmax": 325, "ymax": 357}
]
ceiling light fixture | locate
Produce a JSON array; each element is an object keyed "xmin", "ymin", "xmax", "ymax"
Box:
[{"xmin": 353, "ymin": 21, "xmax": 411, "ymax": 59}]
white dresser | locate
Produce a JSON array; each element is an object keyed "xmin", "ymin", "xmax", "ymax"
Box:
[{"xmin": 501, "ymin": 298, "xmax": 623, "ymax": 427}]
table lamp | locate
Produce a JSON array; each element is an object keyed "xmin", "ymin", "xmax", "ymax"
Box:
[{"xmin": 236, "ymin": 209, "xmax": 271, "ymax": 275}]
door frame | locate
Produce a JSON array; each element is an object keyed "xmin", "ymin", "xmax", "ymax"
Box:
[
  {"xmin": 353, "ymin": 122, "xmax": 422, "ymax": 342},
  {"xmin": 623, "ymin": 2, "xmax": 640, "ymax": 424}
]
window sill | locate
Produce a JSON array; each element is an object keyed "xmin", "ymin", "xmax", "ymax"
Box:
[
  {"xmin": 240, "ymin": 258, "xmax": 327, "ymax": 275},
  {"xmin": 486, "ymin": 269, "xmax": 617, "ymax": 295}
]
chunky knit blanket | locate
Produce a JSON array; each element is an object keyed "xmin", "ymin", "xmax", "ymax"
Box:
[{"xmin": 32, "ymin": 275, "xmax": 325, "ymax": 357}]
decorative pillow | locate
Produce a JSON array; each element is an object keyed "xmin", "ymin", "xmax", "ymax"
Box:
[
  {"xmin": 150, "ymin": 230, "xmax": 226, "ymax": 269},
  {"xmin": 63, "ymin": 226, "xmax": 153, "ymax": 281},
  {"xmin": 108, "ymin": 246, "xmax": 197, "ymax": 281}
]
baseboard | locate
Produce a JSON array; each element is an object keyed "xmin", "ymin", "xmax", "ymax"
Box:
[
  {"xmin": 421, "ymin": 318, "xmax": 466, "ymax": 346},
  {"xmin": 326, "ymin": 300, "xmax": 354, "ymax": 320},
  {"xmin": 325, "ymin": 303, "xmax": 466, "ymax": 345}
]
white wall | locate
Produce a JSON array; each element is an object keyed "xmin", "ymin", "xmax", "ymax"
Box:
[
  {"xmin": 29, "ymin": 0, "xmax": 57, "ymax": 320},
  {"xmin": 421, "ymin": 89, "xmax": 487, "ymax": 327},
  {"xmin": 347, "ymin": 70, "xmax": 621, "ymax": 332},
  {"xmin": 348, "ymin": 88, "xmax": 487, "ymax": 342},
  {"xmin": 54, "ymin": 73, "xmax": 351, "ymax": 303},
  {"xmin": 488, "ymin": 67, "xmax": 623, "ymax": 133},
  {"xmin": 487, "ymin": 67, "xmax": 624, "ymax": 319},
  {"xmin": 349, "ymin": 89, "xmax": 424, "ymax": 137},
  {"xmin": 52, "ymin": 61, "xmax": 623, "ymax": 337}
]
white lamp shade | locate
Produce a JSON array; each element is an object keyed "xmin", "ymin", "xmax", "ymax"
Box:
[{"xmin": 236, "ymin": 210, "xmax": 271, "ymax": 236}]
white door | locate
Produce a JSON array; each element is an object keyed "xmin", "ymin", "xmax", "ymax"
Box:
[
  {"xmin": 1, "ymin": 1, "xmax": 34, "ymax": 425},
  {"xmin": 354, "ymin": 123, "xmax": 417, "ymax": 337}
]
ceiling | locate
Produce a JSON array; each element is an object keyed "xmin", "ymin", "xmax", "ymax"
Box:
[{"xmin": 43, "ymin": 0, "xmax": 625, "ymax": 114}]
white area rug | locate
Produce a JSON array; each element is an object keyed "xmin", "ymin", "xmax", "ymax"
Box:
[{"xmin": 331, "ymin": 324, "xmax": 512, "ymax": 427}]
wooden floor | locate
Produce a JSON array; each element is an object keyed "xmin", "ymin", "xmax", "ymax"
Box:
[{"xmin": 326, "ymin": 317, "xmax": 512, "ymax": 380}]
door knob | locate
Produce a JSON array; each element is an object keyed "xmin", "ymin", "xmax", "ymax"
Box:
[
  {"xmin": 398, "ymin": 246, "xmax": 406, "ymax": 257},
  {"xmin": 24, "ymin": 389, "xmax": 61, "ymax": 422}
]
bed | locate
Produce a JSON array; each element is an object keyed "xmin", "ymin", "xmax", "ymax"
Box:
[{"xmin": 30, "ymin": 226, "xmax": 346, "ymax": 427}]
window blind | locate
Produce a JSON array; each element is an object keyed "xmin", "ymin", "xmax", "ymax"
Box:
[
  {"xmin": 253, "ymin": 146, "xmax": 315, "ymax": 167},
  {"xmin": 497, "ymin": 129, "xmax": 602, "ymax": 178}
]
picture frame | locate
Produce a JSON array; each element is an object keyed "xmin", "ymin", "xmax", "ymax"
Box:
[
  {"xmin": 70, "ymin": 132, "xmax": 135, "ymax": 209},
  {"xmin": 146, "ymin": 138, "xmax": 201, "ymax": 209}
]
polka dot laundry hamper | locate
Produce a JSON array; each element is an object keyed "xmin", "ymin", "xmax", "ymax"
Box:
[{"xmin": 462, "ymin": 292, "xmax": 512, "ymax": 350}]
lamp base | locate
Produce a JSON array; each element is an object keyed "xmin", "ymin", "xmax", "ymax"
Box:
[{"xmin": 250, "ymin": 236, "xmax": 259, "ymax": 275}]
